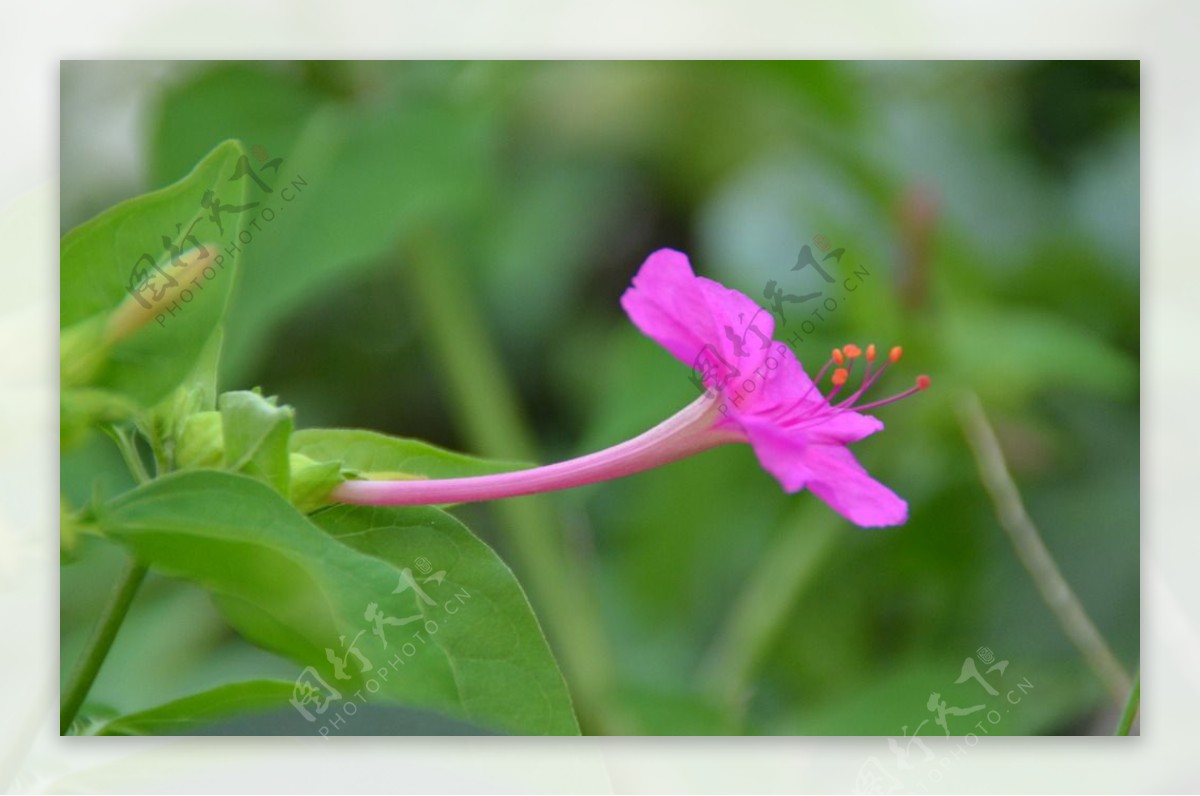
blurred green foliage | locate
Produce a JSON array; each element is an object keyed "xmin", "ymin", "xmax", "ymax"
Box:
[{"xmin": 61, "ymin": 61, "xmax": 1138, "ymax": 735}]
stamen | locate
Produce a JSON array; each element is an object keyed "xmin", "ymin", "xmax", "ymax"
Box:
[
  {"xmin": 787, "ymin": 343, "xmax": 929, "ymax": 430},
  {"xmin": 778, "ymin": 342, "xmax": 928, "ymax": 432},
  {"xmin": 836, "ymin": 358, "xmax": 889, "ymax": 409},
  {"xmin": 797, "ymin": 358, "xmax": 837, "ymax": 405},
  {"xmin": 850, "ymin": 376, "xmax": 930, "ymax": 412},
  {"xmin": 823, "ymin": 355, "xmax": 858, "ymax": 404}
]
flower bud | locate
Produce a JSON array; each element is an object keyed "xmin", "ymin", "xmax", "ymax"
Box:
[
  {"xmin": 175, "ymin": 411, "xmax": 224, "ymax": 469},
  {"xmin": 289, "ymin": 454, "xmax": 345, "ymax": 514}
]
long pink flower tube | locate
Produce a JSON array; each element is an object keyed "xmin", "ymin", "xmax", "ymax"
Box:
[
  {"xmin": 335, "ymin": 392, "xmax": 738, "ymax": 506},
  {"xmin": 333, "ymin": 249, "xmax": 928, "ymax": 527}
]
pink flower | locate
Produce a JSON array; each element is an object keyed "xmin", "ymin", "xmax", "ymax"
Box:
[
  {"xmin": 334, "ymin": 249, "xmax": 927, "ymax": 527},
  {"xmin": 621, "ymin": 248, "xmax": 926, "ymax": 527}
]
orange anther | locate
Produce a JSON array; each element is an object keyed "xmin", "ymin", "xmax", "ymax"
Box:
[
  {"xmin": 843, "ymin": 344, "xmax": 862, "ymax": 359},
  {"xmin": 832, "ymin": 348, "xmax": 845, "ymax": 365},
  {"xmin": 866, "ymin": 343, "xmax": 877, "ymax": 362},
  {"xmin": 889, "ymin": 346, "xmax": 903, "ymax": 363},
  {"xmin": 916, "ymin": 374, "xmax": 931, "ymax": 390},
  {"xmin": 831, "ymin": 368, "xmax": 849, "ymax": 387}
]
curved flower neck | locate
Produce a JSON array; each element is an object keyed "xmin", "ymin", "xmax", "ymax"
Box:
[{"xmin": 332, "ymin": 394, "xmax": 739, "ymax": 507}]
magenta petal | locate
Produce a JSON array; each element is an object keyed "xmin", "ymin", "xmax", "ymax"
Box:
[
  {"xmin": 802, "ymin": 445, "xmax": 908, "ymax": 528},
  {"xmin": 744, "ymin": 343, "xmax": 818, "ymax": 416},
  {"xmin": 739, "ymin": 415, "xmax": 813, "ymax": 492},
  {"xmin": 739, "ymin": 414, "xmax": 905, "ymax": 527},
  {"xmin": 695, "ymin": 275, "xmax": 776, "ymax": 373},
  {"xmin": 621, "ymin": 248, "xmax": 775, "ymax": 382},
  {"xmin": 620, "ymin": 249, "xmax": 713, "ymax": 367},
  {"xmin": 804, "ymin": 410, "xmax": 884, "ymax": 445}
]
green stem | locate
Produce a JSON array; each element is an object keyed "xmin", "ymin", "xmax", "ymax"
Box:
[
  {"xmin": 957, "ymin": 391, "xmax": 1133, "ymax": 705},
  {"xmin": 104, "ymin": 424, "xmax": 151, "ymax": 485},
  {"xmin": 63, "ymin": 424, "xmax": 154, "ymax": 733},
  {"xmin": 148, "ymin": 431, "xmax": 172, "ymax": 478},
  {"xmin": 406, "ymin": 236, "xmax": 630, "ymax": 734},
  {"xmin": 59, "ymin": 555, "xmax": 148, "ymax": 734},
  {"xmin": 698, "ymin": 503, "xmax": 840, "ymax": 712},
  {"xmin": 1115, "ymin": 670, "xmax": 1140, "ymax": 735}
]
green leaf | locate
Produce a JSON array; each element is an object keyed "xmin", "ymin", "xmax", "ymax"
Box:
[
  {"xmin": 219, "ymin": 390, "xmax": 294, "ymax": 495},
  {"xmin": 60, "ymin": 140, "xmax": 248, "ymax": 408},
  {"xmin": 148, "ymin": 66, "xmax": 492, "ymax": 379},
  {"xmin": 290, "ymin": 428, "xmax": 528, "ymax": 480},
  {"xmin": 312, "ymin": 503, "xmax": 579, "ymax": 736},
  {"xmin": 99, "ymin": 470, "xmax": 579, "ymax": 735},
  {"xmin": 95, "ymin": 680, "xmax": 296, "ymax": 736}
]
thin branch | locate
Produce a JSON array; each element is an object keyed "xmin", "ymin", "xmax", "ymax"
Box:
[
  {"xmin": 59, "ymin": 555, "xmax": 148, "ymax": 733},
  {"xmin": 103, "ymin": 424, "xmax": 150, "ymax": 484},
  {"xmin": 957, "ymin": 390, "xmax": 1132, "ymax": 705},
  {"xmin": 1115, "ymin": 670, "xmax": 1140, "ymax": 735}
]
